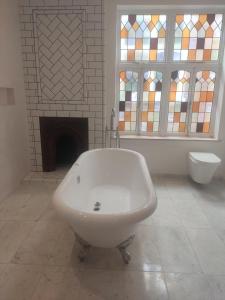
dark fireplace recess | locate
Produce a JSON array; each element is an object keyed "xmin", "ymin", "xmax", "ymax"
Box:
[{"xmin": 40, "ymin": 117, "xmax": 88, "ymax": 172}]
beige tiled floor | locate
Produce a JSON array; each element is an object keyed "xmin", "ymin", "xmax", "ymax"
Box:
[{"xmin": 0, "ymin": 173, "xmax": 225, "ymax": 299}]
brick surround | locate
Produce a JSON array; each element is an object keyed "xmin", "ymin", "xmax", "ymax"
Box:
[{"xmin": 19, "ymin": 0, "xmax": 104, "ymax": 171}]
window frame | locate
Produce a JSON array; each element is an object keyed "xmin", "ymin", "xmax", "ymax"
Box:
[{"xmin": 115, "ymin": 7, "xmax": 225, "ymax": 138}]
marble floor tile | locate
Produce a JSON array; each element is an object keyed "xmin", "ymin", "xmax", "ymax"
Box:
[
  {"xmin": 78, "ymin": 269, "xmax": 168, "ymax": 300},
  {"xmin": 152, "ymin": 226, "xmax": 201, "ymax": 273},
  {"xmin": 186, "ymin": 228, "xmax": 225, "ymax": 275},
  {"xmin": 171, "ymin": 196, "xmax": 211, "ymax": 229},
  {"xmin": 151, "ymin": 196, "xmax": 182, "ymax": 227},
  {"xmin": 207, "ymin": 275, "xmax": 225, "ymax": 300},
  {"xmin": 16, "ymin": 180, "xmax": 57, "ymax": 196},
  {"xmin": 13, "ymin": 221, "xmax": 75, "ymax": 266},
  {"xmin": 39, "ymin": 200, "xmax": 63, "ymax": 222},
  {"xmin": 0, "ymin": 192, "xmax": 50, "ymax": 221},
  {"xmin": 165, "ymin": 273, "xmax": 212, "ymax": 300},
  {"xmin": 198, "ymin": 201, "xmax": 225, "ymax": 229},
  {"xmin": 0, "ymin": 221, "xmax": 34, "ymax": 263},
  {"xmin": 0, "ymin": 264, "xmax": 43, "ymax": 300},
  {"xmin": 31, "ymin": 266, "xmax": 80, "ymax": 300}
]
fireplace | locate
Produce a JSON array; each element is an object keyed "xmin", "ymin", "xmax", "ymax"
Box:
[{"xmin": 40, "ymin": 117, "xmax": 88, "ymax": 172}]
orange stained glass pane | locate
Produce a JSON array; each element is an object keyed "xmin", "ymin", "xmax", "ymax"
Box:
[
  {"xmin": 144, "ymin": 81, "xmax": 150, "ymax": 91},
  {"xmin": 149, "ymin": 102, "xmax": 154, "ymax": 112},
  {"xmin": 203, "ymin": 122, "xmax": 210, "ymax": 133},
  {"xmin": 158, "ymin": 28, "xmax": 166, "ymax": 38},
  {"xmin": 199, "ymin": 15, "xmax": 207, "ymax": 24},
  {"xmin": 192, "ymin": 102, "xmax": 200, "ymax": 112},
  {"xmin": 183, "ymin": 27, "xmax": 190, "ymax": 38},
  {"xmin": 206, "ymin": 91, "xmax": 214, "ymax": 101},
  {"xmin": 176, "ymin": 15, "xmax": 184, "ymax": 24},
  {"xmin": 152, "ymin": 15, "xmax": 159, "ymax": 25},
  {"xmin": 120, "ymin": 71, "xmax": 126, "ymax": 81},
  {"xmin": 195, "ymin": 21, "xmax": 202, "ymax": 30},
  {"xmin": 121, "ymin": 28, "xmax": 128, "ymax": 38},
  {"xmin": 179, "ymin": 122, "xmax": 186, "ymax": 132},
  {"xmin": 135, "ymin": 38, "xmax": 142, "ymax": 49},
  {"xmin": 149, "ymin": 50, "xmax": 157, "ymax": 60},
  {"xmin": 148, "ymin": 92, "xmax": 155, "ymax": 102},
  {"xmin": 203, "ymin": 50, "xmax": 211, "ymax": 60},
  {"xmin": 127, "ymin": 50, "xmax": 135, "ymax": 61},
  {"xmin": 133, "ymin": 22, "xmax": 139, "ymax": 30},
  {"xmin": 188, "ymin": 50, "xmax": 196, "ymax": 60},
  {"xmin": 170, "ymin": 82, "xmax": 177, "ymax": 92},
  {"xmin": 118, "ymin": 121, "xmax": 125, "ymax": 131},
  {"xmin": 169, "ymin": 92, "xmax": 176, "ymax": 101},
  {"xmin": 124, "ymin": 112, "xmax": 131, "ymax": 121},
  {"xmin": 174, "ymin": 112, "xmax": 180, "ymax": 123},
  {"xmin": 141, "ymin": 112, "xmax": 148, "ymax": 121},
  {"xmin": 200, "ymin": 91, "xmax": 207, "ymax": 101},
  {"xmin": 148, "ymin": 21, "xmax": 155, "ymax": 31},
  {"xmin": 182, "ymin": 38, "xmax": 189, "ymax": 49},
  {"xmin": 205, "ymin": 27, "xmax": 214, "ymax": 38},
  {"xmin": 147, "ymin": 122, "xmax": 153, "ymax": 132}
]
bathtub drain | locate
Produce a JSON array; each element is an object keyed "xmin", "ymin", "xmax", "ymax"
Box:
[{"xmin": 93, "ymin": 202, "xmax": 101, "ymax": 211}]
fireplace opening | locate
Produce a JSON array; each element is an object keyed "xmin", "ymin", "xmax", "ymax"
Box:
[
  {"xmin": 56, "ymin": 134, "xmax": 78, "ymax": 167},
  {"xmin": 40, "ymin": 117, "xmax": 88, "ymax": 172}
]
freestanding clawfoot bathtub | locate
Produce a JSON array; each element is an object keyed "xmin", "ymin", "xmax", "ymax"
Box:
[{"xmin": 53, "ymin": 148, "xmax": 157, "ymax": 263}]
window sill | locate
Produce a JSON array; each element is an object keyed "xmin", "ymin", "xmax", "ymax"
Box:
[{"xmin": 119, "ymin": 135, "xmax": 221, "ymax": 142}]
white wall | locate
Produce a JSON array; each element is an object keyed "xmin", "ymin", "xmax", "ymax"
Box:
[
  {"xmin": 0, "ymin": 0, "xmax": 29, "ymax": 200},
  {"xmin": 104, "ymin": 0, "xmax": 225, "ymax": 177}
]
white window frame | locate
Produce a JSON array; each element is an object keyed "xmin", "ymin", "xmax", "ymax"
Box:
[{"xmin": 115, "ymin": 7, "xmax": 225, "ymax": 138}]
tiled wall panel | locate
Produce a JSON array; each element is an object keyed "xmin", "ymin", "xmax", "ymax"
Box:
[{"xmin": 19, "ymin": 0, "xmax": 104, "ymax": 171}]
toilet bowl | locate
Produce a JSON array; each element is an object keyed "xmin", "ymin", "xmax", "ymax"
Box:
[{"xmin": 189, "ymin": 152, "xmax": 221, "ymax": 184}]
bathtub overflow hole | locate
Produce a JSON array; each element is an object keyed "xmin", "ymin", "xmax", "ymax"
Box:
[{"xmin": 94, "ymin": 207, "xmax": 100, "ymax": 211}]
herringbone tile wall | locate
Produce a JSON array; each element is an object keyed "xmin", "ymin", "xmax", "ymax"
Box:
[
  {"xmin": 36, "ymin": 12, "xmax": 84, "ymax": 102},
  {"xmin": 19, "ymin": 0, "xmax": 104, "ymax": 171}
]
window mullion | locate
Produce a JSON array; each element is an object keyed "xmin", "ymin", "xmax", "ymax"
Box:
[
  {"xmin": 165, "ymin": 12, "xmax": 176, "ymax": 63},
  {"xmin": 136, "ymin": 65, "xmax": 143, "ymax": 135},
  {"xmin": 186, "ymin": 67, "xmax": 196, "ymax": 136},
  {"xmin": 160, "ymin": 13, "xmax": 175, "ymax": 136}
]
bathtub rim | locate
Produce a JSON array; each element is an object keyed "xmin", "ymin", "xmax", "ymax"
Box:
[{"xmin": 53, "ymin": 148, "xmax": 157, "ymax": 224}]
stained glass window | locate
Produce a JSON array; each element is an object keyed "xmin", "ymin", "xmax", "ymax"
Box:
[
  {"xmin": 174, "ymin": 14, "xmax": 223, "ymax": 61},
  {"xmin": 120, "ymin": 14, "xmax": 167, "ymax": 61},
  {"xmin": 167, "ymin": 70, "xmax": 190, "ymax": 133},
  {"xmin": 118, "ymin": 71, "xmax": 138, "ymax": 131},
  {"xmin": 117, "ymin": 10, "xmax": 223, "ymax": 138},
  {"xmin": 190, "ymin": 71, "xmax": 216, "ymax": 133},
  {"xmin": 141, "ymin": 71, "xmax": 162, "ymax": 133}
]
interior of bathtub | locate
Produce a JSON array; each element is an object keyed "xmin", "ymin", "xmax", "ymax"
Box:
[{"xmin": 59, "ymin": 149, "xmax": 152, "ymax": 214}]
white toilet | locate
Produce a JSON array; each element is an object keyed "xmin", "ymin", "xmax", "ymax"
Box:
[{"xmin": 189, "ymin": 152, "xmax": 221, "ymax": 184}]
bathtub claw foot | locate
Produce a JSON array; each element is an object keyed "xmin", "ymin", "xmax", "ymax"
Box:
[
  {"xmin": 117, "ymin": 235, "xmax": 135, "ymax": 264},
  {"xmin": 75, "ymin": 233, "xmax": 91, "ymax": 262},
  {"xmin": 119, "ymin": 248, "xmax": 131, "ymax": 264}
]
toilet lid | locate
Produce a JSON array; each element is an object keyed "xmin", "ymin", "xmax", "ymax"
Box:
[{"xmin": 189, "ymin": 152, "xmax": 221, "ymax": 164}]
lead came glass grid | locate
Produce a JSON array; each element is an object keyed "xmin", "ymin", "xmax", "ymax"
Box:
[
  {"xmin": 118, "ymin": 71, "xmax": 138, "ymax": 131},
  {"xmin": 190, "ymin": 70, "xmax": 216, "ymax": 133},
  {"xmin": 167, "ymin": 70, "xmax": 190, "ymax": 133},
  {"xmin": 120, "ymin": 14, "xmax": 167, "ymax": 61},
  {"xmin": 174, "ymin": 14, "xmax": 223, "ymax": 61},
  {"xmin": 141, "ymin": 71, "xmax": 163, "ymax": 133}
]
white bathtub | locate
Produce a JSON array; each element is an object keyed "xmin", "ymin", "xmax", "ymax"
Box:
[{"xmin": 53, "ymin": 148, "xmax": 157, "ymax": 248}]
